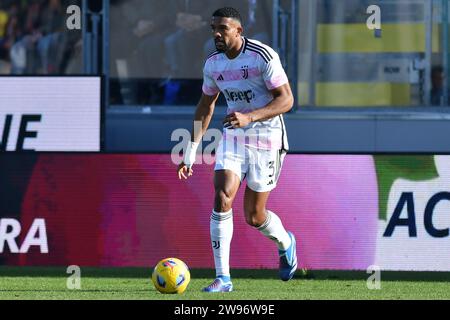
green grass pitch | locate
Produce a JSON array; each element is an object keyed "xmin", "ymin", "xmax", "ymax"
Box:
[{"xmin": 0, "ymin": 267, "xmax": 449, "ymax": 300}]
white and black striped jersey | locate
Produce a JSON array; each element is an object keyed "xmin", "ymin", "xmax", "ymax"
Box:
[{"xmin": 202, "ymin": 37, "xmax": 289, "ymax": 151}]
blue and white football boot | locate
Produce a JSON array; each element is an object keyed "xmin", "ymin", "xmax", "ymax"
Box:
[
  {"xmin": 279, "ymin": 231, "xmax": 297, "ymax": 281},
  {"xmin": 202, "ymin": 277, "xmax": 233, "ymax": 293}
]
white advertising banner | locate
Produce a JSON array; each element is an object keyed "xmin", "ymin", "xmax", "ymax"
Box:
[
  {"xmin": 376, "ymin": 155, "xmax": 450, "ymax": 271},
  {"xmin": 0, "ymin": 77, "xmax": 101, "ymax": 152}
]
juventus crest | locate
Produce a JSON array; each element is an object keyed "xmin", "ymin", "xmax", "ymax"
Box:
[{"xmin": 241, "ymin": 65, "xmax": 249, "ymax": 79}]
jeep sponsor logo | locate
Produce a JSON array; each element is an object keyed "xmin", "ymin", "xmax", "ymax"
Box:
[{"xmin": 224, "ymin": 89, "xmax": 255, "ymax": 103}]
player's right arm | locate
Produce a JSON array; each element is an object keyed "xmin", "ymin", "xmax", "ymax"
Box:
[
  {"xmin": 191, "ymin": 92, "xmax": 220, "ymax": 145},
  {"xmin": 178, "ymin": 57, "xmax": 221, "ymax": 180},
  {"xmin": 177, "ymin": 92, "xmax": 220, "ymax": 180}
]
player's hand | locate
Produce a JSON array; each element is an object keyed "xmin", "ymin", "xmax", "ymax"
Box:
[
  {"xmin": 177, "ymin": 162, "xmax": 194, "ymax": 180},
  {"xmin": 223, "ymin": 112, "xmax": 252, "ymax": 129}
]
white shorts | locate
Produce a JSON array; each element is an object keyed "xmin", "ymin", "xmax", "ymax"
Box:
[{"xmin": 214, "ymin": 139, "xmax": 287, "ymax": 193}]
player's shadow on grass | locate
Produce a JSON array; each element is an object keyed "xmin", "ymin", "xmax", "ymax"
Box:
[
  {"xmin": 194, "ymin": 269, "xmax": 450, "ymax": 282},
  {"xmin": 191, "ymin": 269, "xmax": 450, "ymax": 282}
]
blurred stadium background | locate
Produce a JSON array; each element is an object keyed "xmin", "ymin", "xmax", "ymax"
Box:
[
  {"xmin": 1, "ymin": 0, "xmax": 450, "ymax": 300},
  {"xmin": 2, "ymin": 0, "xmax": 450, "ymax": 152}
]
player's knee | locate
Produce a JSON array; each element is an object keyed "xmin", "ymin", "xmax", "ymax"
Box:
[
  {"xmin": 244, "ymin": 209, "xmax": 266, "ymax": 227},
  {"xmin": 214, "ymin": 190, "xmax": 233, "ymax": 212}
]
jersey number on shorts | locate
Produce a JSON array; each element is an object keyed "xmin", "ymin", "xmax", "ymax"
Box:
[{"xmin": 267, "ymin": 161, "xmax": 275, "ymax": 186}]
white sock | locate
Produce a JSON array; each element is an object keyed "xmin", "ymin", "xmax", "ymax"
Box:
[
  {"xmin": 210, "ymin": 209, "xmax": 233, "ymax": 278},
  {"xmin": 257, "ymin": 210, "xmax": 291, "ymax": 251}
]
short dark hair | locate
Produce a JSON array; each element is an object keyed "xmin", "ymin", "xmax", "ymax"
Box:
[{"xmin": 212, "ymin": 7, "xmax": 242, "ymax": 23}]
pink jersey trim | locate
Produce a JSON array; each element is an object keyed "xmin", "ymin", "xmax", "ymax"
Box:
[
  {"xmin": 202, "ymin": 84, "xmax": 220, "ymax": 96},
  {"xmin": 212, "ymin": 68, "xmax": 260, "ymax": 82},
  {"xmin": 265, "ymin": 74, "xmax": 289, "ymax": 90}
]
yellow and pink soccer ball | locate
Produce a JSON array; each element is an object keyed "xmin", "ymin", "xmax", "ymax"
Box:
[{"xmin": 151, "ymin": 258, "xmax": 190, "ymax": 294}]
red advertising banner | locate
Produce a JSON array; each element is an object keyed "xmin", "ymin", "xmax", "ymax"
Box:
[{"xmin": 0, "ymin": 154, "xmax": 378, "ymax": 270}]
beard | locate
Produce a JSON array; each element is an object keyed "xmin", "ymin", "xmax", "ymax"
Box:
[{"xmin": 215, "ymin": 40, "xmax": 228, "ymax": 52}]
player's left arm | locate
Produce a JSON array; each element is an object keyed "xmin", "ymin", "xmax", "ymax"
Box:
[{"xmin": 223, "ymin": 83, "xmax": 293, "ymax": 128}]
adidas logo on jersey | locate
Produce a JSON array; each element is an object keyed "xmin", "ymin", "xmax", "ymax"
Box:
[{"xmin": 217, "ymin": 74, "xmax": 224, "ymax": 81}]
